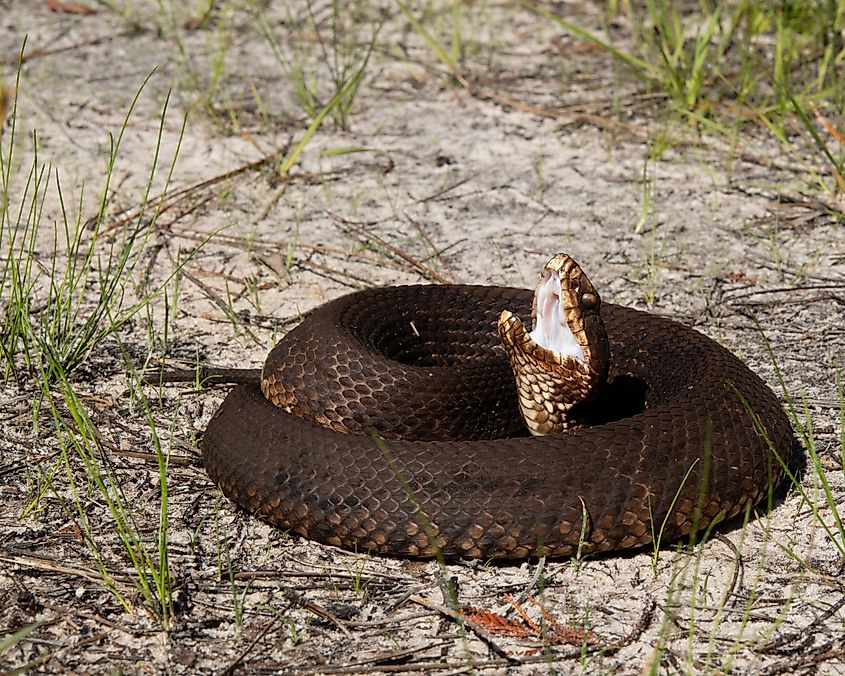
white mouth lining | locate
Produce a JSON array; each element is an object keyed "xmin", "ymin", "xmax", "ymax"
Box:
[{"xmin": 528, "ymin": 271, "xmax": 586, "ymax": 362}]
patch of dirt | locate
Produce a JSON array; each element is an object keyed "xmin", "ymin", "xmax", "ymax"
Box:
[{"xmin": 1, "ymin": 2, "xmax": 844, "ymax": 674}]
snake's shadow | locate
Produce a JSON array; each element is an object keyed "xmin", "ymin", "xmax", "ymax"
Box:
[{"xmin": 568, "ymin": 374, "xmax": 648, "ymax": 426}]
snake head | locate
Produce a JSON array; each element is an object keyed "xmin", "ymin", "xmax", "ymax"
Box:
[{"xmin": 497, "ymin": 253, "xmax": 610, "ymax": 436}]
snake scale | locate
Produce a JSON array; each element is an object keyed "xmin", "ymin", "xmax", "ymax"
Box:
[{"xmin": 202, "ymin": 259, "xmax": 795, "ymax": 559}]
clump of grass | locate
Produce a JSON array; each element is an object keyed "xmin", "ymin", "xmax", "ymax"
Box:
[
  {"xmin": 0, "ymin": 58, "xmax": 187, "ymax": 385},
  {"xmin": 647, "ymin": 516, "xmax": 768, "ymax": 674},
  {"xmin": 757, "ymin": 366, "xmax": 845, "ymax": 561},
  {"xmin": 141, "ymin": 1, "xmax": 235, "ymax": 125},
  {"xmin": 38, "ymin": 356, "xmax": 176, "ymax": 625},
  {"xmin": 273, "ymin": 57, "xmax": 372, "ymax": 180},
  {"xmin": 787, "ymin": 93, "xmax": 845, "ymax": 198},
  {"xmin": 257, "ymin": 0, "xmax": 380, "ymax": 130},
  {"xmin": 0, "ymin": 42, "xmax": 203, "ymax": 626},
  {"xmin": 522, "ymin": 0, "xmax": 845, "ymax": 187},
  {"xmin": 529, "ymin": 1, "xmax": 845, "ymax": 122},
  {"xmin": 396, "ymin": 1, "xmax": 504, "ymax": 84}
]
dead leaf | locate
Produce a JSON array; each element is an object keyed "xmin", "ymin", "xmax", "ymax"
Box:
[
  {"xmin": 46, "ymin": 0, "xmax": 98, "ymax": 15},
  {"xmin": 463, "ymin": 607, "xmax": 535, "ymax": 638}
]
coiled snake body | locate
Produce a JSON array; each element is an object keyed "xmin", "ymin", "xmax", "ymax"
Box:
[{"xmin": 203, "ymin": 259, "xmax": 795, "ymax": 559}]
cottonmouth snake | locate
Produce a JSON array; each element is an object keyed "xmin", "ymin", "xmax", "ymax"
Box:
[{"xmin": 202, "ymin": 256, "xmax": 795, "ymax": 558}]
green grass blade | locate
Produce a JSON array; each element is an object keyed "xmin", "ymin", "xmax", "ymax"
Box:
[
  {"xmin": 0, "ymin": 620, "xmax": 43, "ymax": 655},
  {"xmin": 278, "ymin": 55, "xmax": 370, "ymax": 176},
  {"xmin": 523, "ymin": 0, "xmax": 657, "ymax": 81},
  {"xmin": 396, "ymin": 1, "xmax": 458, "ymax": 74}
]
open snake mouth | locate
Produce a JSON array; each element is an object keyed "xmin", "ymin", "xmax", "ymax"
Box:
[
  {"xmin": 496, "ymin": 253, "xmax": 612, "ymax": 436},
  {"xmin": 528, "ymin": 269, "xmax": 586, "ymax": 363}
]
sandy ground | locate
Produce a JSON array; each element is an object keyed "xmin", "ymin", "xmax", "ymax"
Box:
[{"xmin": 1, "ymin": 1, "xmax": 844, "ymax": 674}]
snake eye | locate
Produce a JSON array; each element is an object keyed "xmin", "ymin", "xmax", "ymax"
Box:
[{"xmin": 580, "ymin": 292, "xmax": 599, "ymax": 310}]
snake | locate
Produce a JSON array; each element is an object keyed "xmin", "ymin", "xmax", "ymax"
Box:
[{"xmin": 201, "ymin": 254, "xmax": 795, "ymax": 559}]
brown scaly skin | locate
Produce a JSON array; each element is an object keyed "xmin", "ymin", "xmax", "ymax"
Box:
[
  {"xmin": 498, "ymin": 253, "xmax": 610, "ymax": 435},
  {"xmin": 202, "ymin": 257, "xmax": 796, "ymax": 559}
]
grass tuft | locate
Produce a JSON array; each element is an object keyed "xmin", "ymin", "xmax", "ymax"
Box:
[
  {"xmin": 524, "ymin": 0, "xmax": 845, "ymax": 176},
  {"xmin": 258, "ymin": 1, "xmax": 380, "ymax": 130},
  {"xmin": 0, "ymin": 40, "xmax": 216, "ymax": 628},
  {"xmin": 0, "ymin": 59, "xmax": 188, "ymax": 384}
]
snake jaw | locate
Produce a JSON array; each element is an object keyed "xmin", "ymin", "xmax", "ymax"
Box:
[
  {"xmin": 498, "ymin": 253, "xmax": 610, "ymax": 436},
  {"xmin": 528, "ymin": 268, "xmax": 586, "ymax": 363}
]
